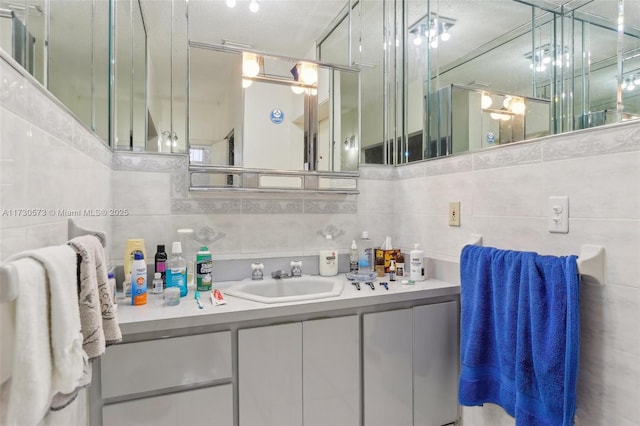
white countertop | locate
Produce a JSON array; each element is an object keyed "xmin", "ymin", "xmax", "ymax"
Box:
[{"xmin": 115, "ymin": 274, "xmax": 460, "ymax": 335}]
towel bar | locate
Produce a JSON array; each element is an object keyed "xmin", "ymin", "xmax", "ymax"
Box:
[
  {"xmin": 464, "ymin": 234, "xmax": 605, "ymax": 286},
  {"xmin": 0, "ymin": 219, "xmax": 107, "ymax": 303}
]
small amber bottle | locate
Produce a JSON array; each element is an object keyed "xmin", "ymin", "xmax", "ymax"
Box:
[
  {"xmin": 375, "ymin": 255, "xmax": 385, "ymax": 277},
  {"xmin": 396, "ymin": 253, "xmax": 405, "ymax": 277}
]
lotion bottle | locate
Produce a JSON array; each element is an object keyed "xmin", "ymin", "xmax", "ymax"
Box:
[
  {"xmin": 319, "ymin": 234, "xmax": 338, "ymax": 276},
  {"xmin": 409, "ymin": 243, "xmax": 425, "ymax": 281}
]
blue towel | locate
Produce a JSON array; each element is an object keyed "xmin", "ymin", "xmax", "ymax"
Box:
[{"xmin": 459, "ymin": 245, "xmax": 579, "ymax": 426}]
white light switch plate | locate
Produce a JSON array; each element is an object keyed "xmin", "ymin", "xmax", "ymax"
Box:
[{"xmin": 548, "ymin": 196, "xmax": 569, "ymax": 233}]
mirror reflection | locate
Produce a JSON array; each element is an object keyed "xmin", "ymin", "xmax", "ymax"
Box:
[
  {"xmin": 1, "ymin": 0, "xmax": 639, "ymax": 172},
  {"xmin": 188, "ymin": 44, "xmax": 359, "ymax": 175}
]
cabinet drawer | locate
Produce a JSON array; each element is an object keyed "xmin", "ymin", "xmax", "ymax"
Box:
[
  {"xmin": 101, "ymin": 331, "xmax": 231, "ymax": 398},
  {"xmin": 102, "ymin": 384, "xmax": 233, "ymax": 426}
]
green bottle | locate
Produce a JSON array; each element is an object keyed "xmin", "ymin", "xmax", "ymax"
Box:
[{"xmin": 196, "ymin": 246, "xmax": 213, "ymax": 291}]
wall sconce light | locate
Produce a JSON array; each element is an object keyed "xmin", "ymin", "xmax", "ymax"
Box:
[
  {"xmin": 242, "ymin": 52, "xmax": 261, "ymax": 78},
  {"xmin": 290, "ymin": 62, "xmax": 318, "ymax": 94},
  {"xmin": 299, "ymin": 62, "xmax": 318, "ymax": 85},
  {"xmin": 481, "ymin": 93, "xmax": 493, "ymax": 109}
]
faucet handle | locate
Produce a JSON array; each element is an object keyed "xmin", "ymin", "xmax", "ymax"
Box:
[
  {"xmin": 251, "ymin": 262, "xmax": 264, "ymax": 280},
  {"xmin": 290, "ymin": 260, "xmax": 302, "ymax": 277}
]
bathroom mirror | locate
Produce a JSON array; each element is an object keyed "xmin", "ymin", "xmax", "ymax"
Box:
[
  {"xmin": 2, "ymin": 0, "xmax": 638, "ymax": 169},
  {"xmin": 188, "ymin": 44, "xmax": 360, "ymax": 176}
]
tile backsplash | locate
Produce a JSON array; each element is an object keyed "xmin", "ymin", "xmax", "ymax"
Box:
[{"xmin": 2, "ymin": 51, "xmax": 639, "ymax": 426}]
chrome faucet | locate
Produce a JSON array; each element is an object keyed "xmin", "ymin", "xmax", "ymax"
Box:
[{"xmin": 271, "ymin": 269, "xmax": 291, "ymax": 279}]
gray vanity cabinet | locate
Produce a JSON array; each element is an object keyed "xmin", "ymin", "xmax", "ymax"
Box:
[
  {"xmin": 363, "ymin": 302, "xmax": 459, "ymax": 426},
  {"xmin": 98, "ymin": 332, "xmax": 233, "ymax": 426},
  {"xmin": 238, "ymin": 315, "xmax": 360, "ymax": 426}
]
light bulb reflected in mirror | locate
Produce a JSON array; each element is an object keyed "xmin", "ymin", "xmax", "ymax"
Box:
[
  {"xmin": 249, "ymin": 0, "xmax": 259, "ymax": 13},
  {"xmin": 510, "ymin": 99, "xmax": 526, "ymax": 115},
  {"xmin": 242, "ymin": 53, "xmax": 260, "ymax": 77},
  {"xmin": 481, "ymin": 94, "xmax": 492, "ymax": 109},
  {"xmin": 225, "ymin": 0, "xmax": 236, "ymax": 7},
  {"xmin": 300, "ymin": 63, "xmax": 317, "ymax": 85},
  {"xmin": 242, "ymin": 78, "xmax": 252, "ymax": 88},
  {"xmin": 291, "ymin": 85, "xmax": 305, "ymax": 95}
]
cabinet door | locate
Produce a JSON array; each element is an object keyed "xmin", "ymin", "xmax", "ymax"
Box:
[
  {"xmin": 102, "ymin": 384, "xmax": 232, "ymax": 426},
  {"xmin": 413, "ymin": 302, "xmax": 459, "ymax": 426},
  {"xmin": 238, "ymin": 322, "xmax": 302, "ymax": 426},
  {"xmin": 303, "ymin": 315, "xmax": 360, "ymax": 426},
  {"xmin": 363, "ymin": 309, "xmax": 413, "ymax": 426}
]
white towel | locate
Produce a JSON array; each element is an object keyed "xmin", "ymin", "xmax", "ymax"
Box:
[
  {"xmin": 4, "ymin": 244, "xmax": 87, "ymax": 426},
  {"xmin": 6, "ymin": 246, "xmax": 86, "ymax": 397},
  {"xmin": 5, "ymin": 258, "xmax": 53, "ymax": 426},
  {"xmin": 51, "ymin": 236, "xmax": 122, "ymax": 411}
]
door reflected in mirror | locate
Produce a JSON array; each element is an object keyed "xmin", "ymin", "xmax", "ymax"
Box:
[{"xmin": 188, "ymin": 44, "xmax": 359, "ymax": 173}]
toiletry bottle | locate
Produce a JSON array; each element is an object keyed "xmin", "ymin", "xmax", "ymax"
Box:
[
  {"xmin": 123, "ymin": 239, "xmax": 147, "ymax": 278},
  {"xmin": 122, "ymin": 273, "xmax": 132, "ymax": 301},
  {"xmin": 409, "ymin": 243, "xmax": 425, "ymax": 282},
  {"xmin": 152, "ymin": 272, "xmax": 164, "ymax": 294},
  {"xmin": 107, "ymin": 272, "xmax": 117, "ymax": 304},
  {"xmin": 131, "ymin": 251, "xmax": 148, "ymax": 306},
  {"xmin": 359, "ymin": 231, "xmax": 373, "ymax": 273},
  {"xmin": 389, "ymin": 260, "xmax": 396, "ymax": 282},
  {"xmin": 319, "ymin": 234, "xmax": 338, "ymax": 277},
  {"xmin": 375, "ymin": 255, "xmax": 385, "ymax": 277},
  {"xmin": 166, "ymin": 242, "xmax": 188, "ymax": 297},
  {"xmin": 396, "ymin": 253, "xmax": 405, "ymax": 277},
  {"xmin": 349, "ymin": 239, "xmax": 359, "ymax": 273},
  {"xmin": 177, "ymin": 228, "xmax": 195, "ymax": 290},
  {"xmin": 196, "ymin": 246, "xmax": 213, "ymax": 291},
  {"xmin": 154, "ymin": 244, "xmax": 167, "ymax": 288}
]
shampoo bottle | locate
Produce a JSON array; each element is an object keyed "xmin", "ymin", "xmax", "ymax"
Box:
[
  {"xmin": 409, "ymin": 244, "xmax": 425, "ymax": 281},
  {"xmin": 319, "ymin": 234, "xmax": 338, "ymax": 277}
]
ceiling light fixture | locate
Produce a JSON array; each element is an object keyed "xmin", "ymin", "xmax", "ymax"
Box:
[
  {"xmin": 525, "ymin": 44, "xmax": 570, "ymax": 73},
  {"xmin": 249, "ymin": 0, "xmax": 259, "ymax": 13},
  {"xmin": 409, "ymin": 13, "xmax": 455, "ymax": 49}
]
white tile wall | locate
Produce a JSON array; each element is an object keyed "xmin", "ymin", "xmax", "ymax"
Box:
[
  {"xmin": 0, "ymin": 55, "xmax": 112, "ymax": 262},
  {"xmin": 395, "ymin": 120, "xmax": 640, "ymax": 425},
  {"xmin": 3, "ymin": 49, "xmax": 639, "ymax": 426}
]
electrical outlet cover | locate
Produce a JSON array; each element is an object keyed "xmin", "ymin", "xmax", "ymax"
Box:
[{"xmin": 449, "ymin": 202, "xmax": 460, "ymax": 226}]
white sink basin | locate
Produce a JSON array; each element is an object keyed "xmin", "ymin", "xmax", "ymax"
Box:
[{"xmin": 224, "ymin": 276, "xmax": 344, "ymax": 304}]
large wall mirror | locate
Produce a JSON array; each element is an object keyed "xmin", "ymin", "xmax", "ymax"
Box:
[
  {"xmin": 1, "ymin": 0, "xmax": 638, "ymax": 175},
  {"xmin": 188, "ymin": 44, "xmax": 359, "ymax": 174}
]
